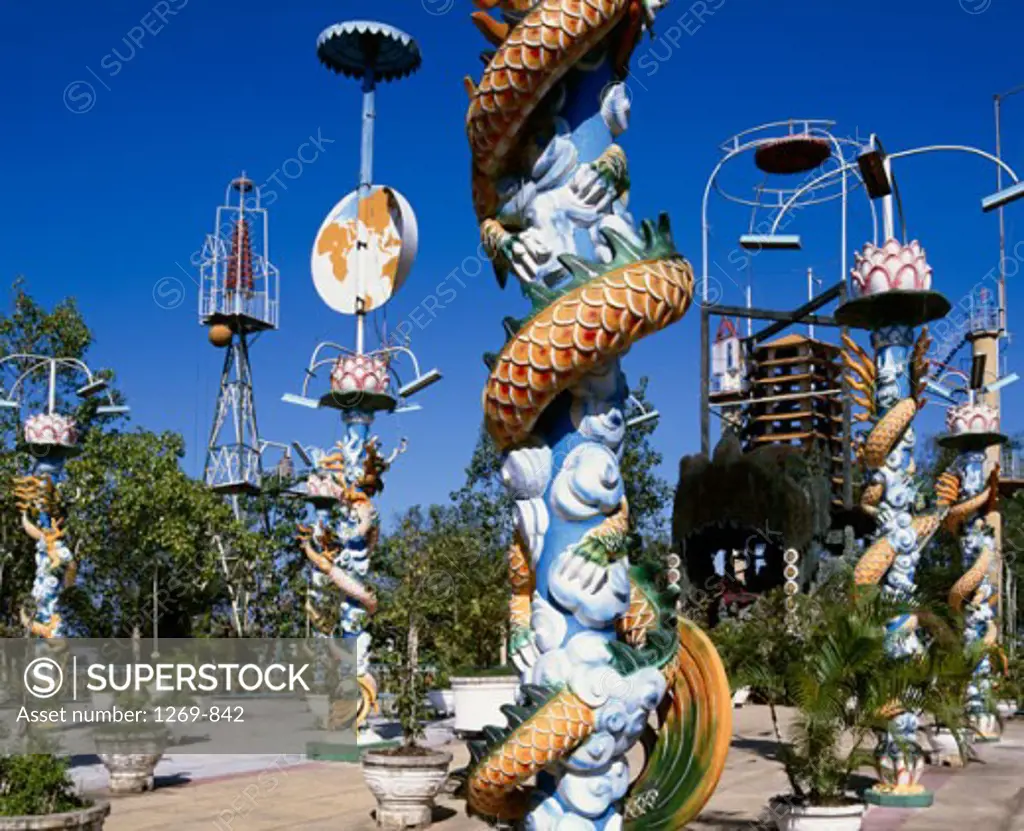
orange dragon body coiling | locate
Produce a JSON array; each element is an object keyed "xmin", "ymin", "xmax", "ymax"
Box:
[
  {"xmin": 462, "ymin": 1, "xmax": 729, "ymax": 828},
  {"xmin": 941, "ymin": 410, "xmax": 1004, "ymax": 737},
  {"xmin": 843, "ymin": 325, "xmax": 939, "ymax": 796}
]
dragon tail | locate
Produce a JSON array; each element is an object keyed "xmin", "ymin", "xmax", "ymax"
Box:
[{"xmin": 624, "ymin": 618, "xmax": 732, "ymax": 830}]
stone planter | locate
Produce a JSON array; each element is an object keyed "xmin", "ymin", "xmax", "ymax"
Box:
[
  {"xmin": 450, "ymin": 676, "xmax": 519, "ymax": 736},
  {"xmin": 924, "ymin": 726, "xmax": 964, "ymax": 767},
  {"xmin": 769, "ymin": 798, "xmax": 866, "ymax": 831},
  {"xmin": 94, "ymin": 730, "xmax": 166, "ymax": 794},
  {"xmin": 0, "ymin": 801, "xmax": 109, "ymax": 830},
  {"xmin": 362, "ymin": 748, "xmax": 452, "ymax": 829},
  {"xmin": 426, "ymin": 689, "xmax": 454, "ymax": 717}
]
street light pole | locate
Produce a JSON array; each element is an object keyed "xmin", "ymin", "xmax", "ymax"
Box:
[{"xmin": 995, "ymin": 85, "xmax": 1024, "ymax": 336}]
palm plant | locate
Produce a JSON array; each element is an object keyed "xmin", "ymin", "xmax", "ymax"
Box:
[
  {"xmin": 915, "ymin": 612, "xmax": 984, "ymax": 756},
  {"xmin": 733, "ymin": 585, "xmax": 929, "ymax": 806}
]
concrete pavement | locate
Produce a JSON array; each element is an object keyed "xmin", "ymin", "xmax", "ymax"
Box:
[{"xmin": 84, "ymin": 708, "xmax": 1024, "ymax": 830}]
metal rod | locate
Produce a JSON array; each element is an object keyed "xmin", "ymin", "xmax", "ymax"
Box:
[
  {"xmin": 840, "ymin": 280, "xmax": 853, "ymax": 511},
  {"xmin": 744, "ymin": 280, "xmax": 845, "ymax": 344},
  {"xmin": 882, "ymin": 154, "xmax": 895, "ymax": 240},
  {"xmin": 47, "ymin": 359, "xmax": 56, "ymax": 415},
  {"xmin": 701, "ymin": 304, "xmax": 710, "ymax": 456},
  {"xmin": 355, "ymin": 67, "xmax": 377, "ymax": 356},
  {"xmin": 711, "ymin": 305, "xmax": 837, "ymax": 327},
  {"xmin": 710, "ymin": 388, "xmax": 843, "ymax": 408},
  {"xmin": 807, "ymin": 267, "xmax": 815, "ymax": 339}
]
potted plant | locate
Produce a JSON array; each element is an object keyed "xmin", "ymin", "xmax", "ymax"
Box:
[
  {"xmin": 0, "ymin": 754, "xmax": 109, "ymax": 830},
  {"xmin": 92, "ymin": 690, "xmax": 168, "ymax": 794},
  {"xmin": 736, "ymin": 586, "xmax": 924, "ymax": 830},
  {"xmin": 362, "ymin": 626, "xmax": 452, "ymax": 828},
  {"xmin": 361, "ymin": 514, "xmax": 452, "ymax": 829}
]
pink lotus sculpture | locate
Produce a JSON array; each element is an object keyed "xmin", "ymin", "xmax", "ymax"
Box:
[
  {"xmin": 330, "ymin": 354, "xmax": 390, "ymax": 396},
  {"xmin": 305, "ymin": 471, "xmax": 345, "ymax": 501},
  {"xmin": 24, "ymin": 413, "xmax": 78, "ymax": 447},
  {"xmin": 946, "ymin": 402, "xmax": 999, "ymax": 436},
  {"xmin": 851, "ymin": 238, "xmax": 933, "ymax": 298}
]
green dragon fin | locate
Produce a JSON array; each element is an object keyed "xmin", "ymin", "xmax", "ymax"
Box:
[{"xmin": 623, "ymin": 617, "xmax": 732, "ymax": 830}]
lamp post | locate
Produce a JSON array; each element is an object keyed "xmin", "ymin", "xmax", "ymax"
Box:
[
  {"xmin": 0, "ymin": 354, "xmax": 127, "ymax": 638},
  {"xmin": 283, "ymin": 19, "xmax": 439, "ymax": 756},
  {"xmin": 993, "ymin": 84, "xmax": 1024, "ymax": 336}
]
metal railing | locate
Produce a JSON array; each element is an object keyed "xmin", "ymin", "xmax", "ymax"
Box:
[{"xmin": 1002, "ymin": 446, "xmax": 1024, "ymax": 480}]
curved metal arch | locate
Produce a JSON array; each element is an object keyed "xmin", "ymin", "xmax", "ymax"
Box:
[
  {"xmin": 0, "ymin": 354, "xmax": 115, "ymax": 408},
  {"xmin": 887, "ymin": 144, "xmax": 1020, "ymax": 182},
  {"xmin": 769, "ymin": 163, "xmax": 880, "ymax": 242},
  {"xmin": 712, "ymin": 135, "xmax": 867, "ymax": 209},
  {"xmin": 703, "ymin": 134, "xmax": 876, "ymax": 303},
  {"xmin": 771, "ymin": 144, "xmax": 1022, "ymax": 239},
  {"xmin": 718, "ymin": 118, "xmax": 838, "ymax": 153}
]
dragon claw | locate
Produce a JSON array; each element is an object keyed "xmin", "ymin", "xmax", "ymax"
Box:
[{"xmin": 510, "ymin": 628, "xmax": 540, "ymax": 672}]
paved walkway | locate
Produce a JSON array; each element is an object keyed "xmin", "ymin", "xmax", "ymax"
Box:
[{"xmin": 86, "ymin": 708, "xmax": 1024, "ymax": 830}]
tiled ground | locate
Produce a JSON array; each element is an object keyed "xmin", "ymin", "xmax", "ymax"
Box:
[{"xmin": 90, "ymin": 708, "xmax": 1024, "ymax": 830}]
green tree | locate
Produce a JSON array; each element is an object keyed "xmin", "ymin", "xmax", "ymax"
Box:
[
  {"xmin": 215, "ymin": 481, "xmax": 309, "ymax": 638},
  {"xmin": 621, "ymin": 376, "xmax": 673, "ymax": 544},
  {"xmin": 62, "ymin": 430, "xmax": 226, "ymax": 637},
  {"xmin": 372, "ymin": 503, "xmax": 508, "ymax": 679}
]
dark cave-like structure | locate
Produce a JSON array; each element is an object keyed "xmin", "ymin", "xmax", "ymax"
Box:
[{"xmin": 673, "ymin": 433, "xmax": 834, "ymax": 625}]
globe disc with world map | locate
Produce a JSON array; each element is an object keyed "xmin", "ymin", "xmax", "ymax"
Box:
[{"xmin": 311, "ymin": 185, "xmax": 419, "ymax": 315}]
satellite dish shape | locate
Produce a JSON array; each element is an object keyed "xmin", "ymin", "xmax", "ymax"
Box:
[{"xmin": 311, "ymin": 185, "xmax": 418, "ymax": 315}]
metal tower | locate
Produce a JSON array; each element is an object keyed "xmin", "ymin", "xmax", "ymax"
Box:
[{"xmin": 199, "ymin": 175, "xmax": 280, "ymax": 496}]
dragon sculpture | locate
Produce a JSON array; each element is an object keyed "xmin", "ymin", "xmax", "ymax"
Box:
[
  {"xmin": 462, "ymin": 1, "xmax": 731, "ymax": 828},
  {"xmin": 842, "ymin": 319, "xmax": 958, "ymax": 801},
  {"xmin": 940, "ymin": 401, "xmax": 1005, "ymax": 741},
  {"xmin": 299, "ymin": 425, "xmax": 406, "ymax": 739},
  {"xmin": 14, "ymin": 474, "xmax": 76, "ymax": 639}
]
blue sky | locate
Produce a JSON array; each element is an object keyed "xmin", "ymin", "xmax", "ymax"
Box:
[{"xmin": 3, "ymin": 0, "xmax": 1024, "ymax": 528}]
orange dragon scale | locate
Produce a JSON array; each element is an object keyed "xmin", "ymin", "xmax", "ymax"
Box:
[{"xmin": 462, "ymin": 1, "xmax": 730, "ymax": 827}]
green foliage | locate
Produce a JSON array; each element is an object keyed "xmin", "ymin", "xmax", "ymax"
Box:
[
  {"xmin": 711, "ymin": 589, "xmax": 808, "ymax": 700},
  {"xmin": 0, "ymin": 280, "xmax": 119, "ymax": 634},
  {"xmin": 210, "ymin": 478, "xmax": 309, "ymax": 638},
  {"xmin": 62, "ymin": 430, "xmax": 225, "ymax": 637},
  {"xmin": 372, "ymin": 502, "xmax": 507, "ymax": 688},
  {"xmin": 372, "ymin": 506, "xmax": 473, "ymax": 745},
  {"xmin": 621, "ymin": 378, "xmax": 673, "ymax": 546},
  {"xmin": 0, "ymin": 755, "xmax": 85, "ymax": 817},
  {"xmin": 725, "ymin": 583, "xmax": 952, "ymax": 805}
]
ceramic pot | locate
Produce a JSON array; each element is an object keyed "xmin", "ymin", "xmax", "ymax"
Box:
[
  {"xmin": 94, "ymin": 730, "xmax": 166, "ymax": 794},
  {"xmin": 361, "ymin": 748, "xmax": 452, "ymax": 829},
  {"xmin": 768, "ymin": 798, "xmax": 866, "ymax": 831},
  {"xmin": 450, "ymin": 676, "xmax": 519, "ymax": 735},
  {"xmin": 0, "ymin": 802, "xmax": 109, "ymax": 830}
]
